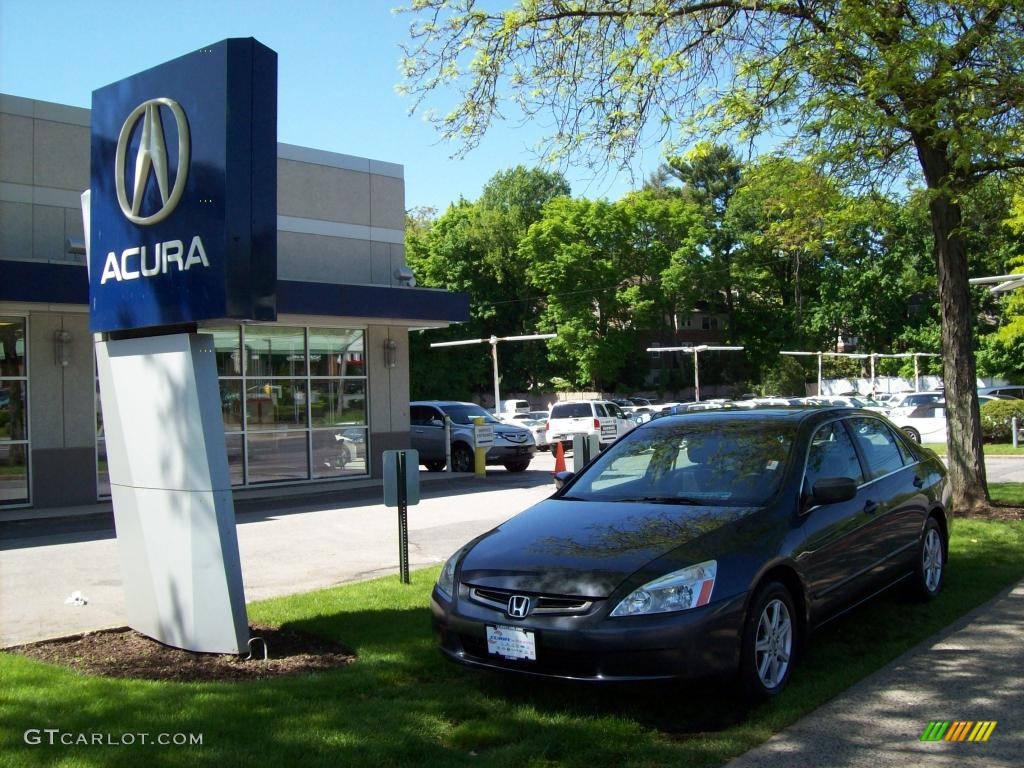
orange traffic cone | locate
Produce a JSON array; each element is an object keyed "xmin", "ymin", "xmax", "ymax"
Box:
[{"xmin": 553, "ymin": 440, "xmax": 567, "ymax": 474}]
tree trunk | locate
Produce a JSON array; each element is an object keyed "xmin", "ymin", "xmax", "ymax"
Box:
[{"xmin": 914, "ymin": 138, "xmax": 989, "ymax": 514}]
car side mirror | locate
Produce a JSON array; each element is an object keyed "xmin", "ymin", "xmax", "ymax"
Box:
[
  {"xmin": 811, "ymin": 477, "xmax": 858, "ymax": 505},
  {"xmin": 553, "ymin": 470, "xmax": 574, "ymax": 490}
]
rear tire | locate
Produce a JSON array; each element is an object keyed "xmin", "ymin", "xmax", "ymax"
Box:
[
  {"xmin": 912, "ymin": 517, "xmax": 945, "ymax": 600},
  {"xmin": 902, "ymin": 427, "xmax": 922, "ymax": 443},
  {"xmin": 424, "ymin": 460, "xmax": 446, "ymax": 473},
  {"xmin": 740, "ymin": 582, "xmax": 797, "ymax": 702}
]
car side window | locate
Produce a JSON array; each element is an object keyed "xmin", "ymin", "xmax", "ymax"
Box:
[
  {"xmin": 595, "ymin": 403, "xmax": 608, "ymax": 417},
  {"xmin": 410, "ymin": 405, "xmax": 444, "ymax": 427},
  {"xmin": 893, "ymin": 429, "xmax": 918, "ymax": 465},
  {"xmin": 409, "ymin": 405, "xmax": 431, "ymax": 426},
  {"xmin": 848, "ymin": 417, "xmax": 906, "ymax": 479},
  {"xmin": 803, "ymin": 422, "xmax": 864, "ymax": 496}
]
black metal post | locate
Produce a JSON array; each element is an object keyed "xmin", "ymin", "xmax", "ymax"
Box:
[{"xmin": 397, "ymin": 451, "xmax": 410, "ymax": 584}]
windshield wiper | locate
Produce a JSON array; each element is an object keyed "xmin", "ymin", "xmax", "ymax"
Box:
[{"xmin": 611, "ymin": 496, "xmax": 701, "ymax": 505}]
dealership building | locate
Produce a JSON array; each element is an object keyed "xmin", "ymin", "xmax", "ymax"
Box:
[{"xmin": 0, "ymin": 93, "xmax": 468, "ymax": 512}]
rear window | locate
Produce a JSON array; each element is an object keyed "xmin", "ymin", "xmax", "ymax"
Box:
[{"xmin": 551, "ymin": 403, "xmax": 593, "ymax": 419}]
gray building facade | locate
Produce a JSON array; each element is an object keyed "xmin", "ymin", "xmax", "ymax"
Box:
[{"xmin": 0, "ymin": 94, "xmax": 467, "ymax": 511}]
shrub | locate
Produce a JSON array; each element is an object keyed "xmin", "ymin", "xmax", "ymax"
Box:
[
  {"xmin": 759, "ymin": 356, "xmax": 807, "ymax": 397},
  {"xmin": 979, "ymin": 399, "xmax": 1024, "ymax": 441}
]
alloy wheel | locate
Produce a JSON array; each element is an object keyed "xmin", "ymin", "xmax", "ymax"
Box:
[
  {"xmin": 922, "ymin": 527, "xmax": 943, "ymax": 593},
  {"xmin": 754, "ymin": 598, "xmax": 793, "ymax": 690}
]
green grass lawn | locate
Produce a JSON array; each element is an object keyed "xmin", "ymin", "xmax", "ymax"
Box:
[
  {"xmin": 924, "ymin": 442, "xmax": 1024, "ymax": 456},
  {"xmin": 2, "ymin": 519, "xmax": 1023, "ymax": 768},
  {"xmin": 989, "ymin": 483, "xmax": 1024, "ymax": 505}
]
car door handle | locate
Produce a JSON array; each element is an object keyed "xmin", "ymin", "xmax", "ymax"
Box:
[
  {"xmin": 913, "ymin": 475, "xmax": 924, "ymax": 488},
  {"xmin": 863, "ymin": 500, "xmax": 879, "ymax": 515}
]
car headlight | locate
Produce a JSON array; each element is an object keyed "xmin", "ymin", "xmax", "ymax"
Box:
[
  {"xmin": 610, "ymin": 560, "xmax": 717, "ymax": 617},
  {"xmin": 436, "ymin": 547, "xmax": 467, "ymax": 602}
]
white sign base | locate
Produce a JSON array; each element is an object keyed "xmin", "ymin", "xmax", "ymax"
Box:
[{"xmin": 95, "ymin": 333, "xmax": 248, "ymax": 654}]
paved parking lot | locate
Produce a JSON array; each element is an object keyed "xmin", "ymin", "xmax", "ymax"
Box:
[
  {"xmin": 1, "ymin": 450, "xmax": 1021, "ymax": 649},
  {"xmin": 0, "ymin": 456, "xmax": 561, "ymax": 647}
]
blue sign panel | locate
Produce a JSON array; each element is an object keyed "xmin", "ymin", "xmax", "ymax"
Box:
[{"xmin": 89, "ymin": 38, "xmax": 277, "ymax": 333}]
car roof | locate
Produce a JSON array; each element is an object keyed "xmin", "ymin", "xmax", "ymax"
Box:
[
  {"xmin": 645, "ymin": 405, "xmax": 859, "ymax": 427},
  {"xmin": 410, "ymin": 400, "xmax": 481, "ymax": 407}
]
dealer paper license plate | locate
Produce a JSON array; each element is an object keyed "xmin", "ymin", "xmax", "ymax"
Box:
[{"xmin": 485, "ymin": 624, "xmax": 536, "ymax": 661}]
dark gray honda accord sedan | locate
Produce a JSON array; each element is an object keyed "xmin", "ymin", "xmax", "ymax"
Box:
[{"xmin": 431, "ymin": 407, "xmax": 950, "ymax": 699}]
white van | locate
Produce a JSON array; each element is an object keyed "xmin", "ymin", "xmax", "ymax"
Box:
[{"xmin": 498, "ymin": 399, "xmax": 530, "ymax": 415}]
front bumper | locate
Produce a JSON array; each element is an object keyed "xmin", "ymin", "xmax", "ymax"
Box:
[
  {"xmin": 431, "ymin": 585, "xmax": 747, "ymax": 682},
  {"xmin": 484, "ymin": 444, "xmax": 536, "ymax": 464}
]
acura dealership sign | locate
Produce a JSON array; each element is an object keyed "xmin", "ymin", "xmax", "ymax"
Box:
[{"xmin": 89, "ymin": 38, "xmax": 277, "ymax": 333}]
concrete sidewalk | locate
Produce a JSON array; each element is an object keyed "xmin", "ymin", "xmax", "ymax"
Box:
[{"xmin": 726, "ymin": 579, "xmax": 1024, "ymax": 768}]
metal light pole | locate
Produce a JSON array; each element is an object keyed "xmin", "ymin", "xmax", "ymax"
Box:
[
  {"xmin": 780, "ymin": 350, "xmax": 868, "ymax": 395},
  {"xmin": 646, "ymin": 345, "xmax": 744, "ymax": 401},
  {"xmin": 781, "ymin": 350, "xmax": 939, "ymax": 395},
  {"xmin": 970, "ymin": 273, "xmax": 1024, "ymax": 293},
  {"xmin": 430, "ymin": 333, "xmax": 557, "ymax": 410},
  {"xmin": 780, "ymin": 350, "xmax": 823, "ymax": 394},
  {"xmin": 871, "ymin": 352, "xmax": 940, "ymax": 392}
]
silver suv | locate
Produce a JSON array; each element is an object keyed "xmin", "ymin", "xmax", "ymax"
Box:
[{"xmin": 410, "ymin": 401, "xmax": 536, "ymax": 473}]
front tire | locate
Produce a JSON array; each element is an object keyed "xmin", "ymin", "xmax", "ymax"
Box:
[
  {"xmin": 451, "ymin": 443, "xmax": 474, "ymax": 473},
  {"xmin": 504, "ymin": 460, "xmax": 530, "ymax": 472},
  {"xmin": 740, "ymin": 582, "xmax": 797, "ymax": 702},
  {"xmin": 424, "ymin": 460, "xmax": 446, "ymax": 473},
  {"xmin": 913, "ymin": 517, "xmax": 945, "ymax": 600}
]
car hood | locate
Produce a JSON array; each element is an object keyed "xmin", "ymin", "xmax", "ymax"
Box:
[
  {"xmin": 493, "ymin": 422, "xmax": 529, "ymax": 434},
  {"xmin": 458, "ymin": 498, "xmax": 761, "ymax": 598}
]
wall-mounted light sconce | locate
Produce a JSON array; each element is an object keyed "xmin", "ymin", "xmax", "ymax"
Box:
[
  {"xmin": 66, "ymin": 237, "xmax": 86, "ymax": 256},
  {"xmin": 383, "ymin": 338, "xmax": 398, "ymax": 369},
  {"xmin": 393, "ymin": 265, "xmax": 416, "ymax": 287},
  {"xmin": 54, "ymin": 329, "xmax": 73, "ymax": 367}
]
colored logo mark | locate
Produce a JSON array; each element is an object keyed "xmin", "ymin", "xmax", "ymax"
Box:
[{"xmin": 921, "ymin": 721, "xmax": 997, "ymax": 742}]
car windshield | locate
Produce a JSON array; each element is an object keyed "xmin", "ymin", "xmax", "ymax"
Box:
[
  {"xmin": 439, "ymin": 404, "xmax": 502, "ymax": 425},
  {"xmin": 563, "ymin": 422, "xmax": 795, "ymax": 506}
]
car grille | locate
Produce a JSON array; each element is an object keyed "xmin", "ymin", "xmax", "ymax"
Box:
[
  {"xmin": 468, "ymin": 586, "xmax": 593, "ymax": 615},
  {"xmin": 500, "ymin": 432, "xmax": 529, "ymax": 444}
]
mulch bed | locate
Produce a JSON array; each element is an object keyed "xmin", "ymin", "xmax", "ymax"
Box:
[
  {"xmin": 973, "ymin": 504, "xmax": 1024, "ymax": 521},
  {"xmin": 6, "ymin": 624, "xmax": 356, "ymax": 682}
]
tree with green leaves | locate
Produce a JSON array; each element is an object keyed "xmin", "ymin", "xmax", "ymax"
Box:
[
  {"xmin": 520, "ymin": 191, "xmax": 706, "ymax": 388},
  {"xmin": 400, "ymin": 0, "xmax": 1024, "ymax": 513},
  {"xmin": 976, "ymin": 184, "xmax": 1024, "ymax": 382},
  {"xmin": 405, "ymin": 167, "xmax": 570, "ymax": 398}
]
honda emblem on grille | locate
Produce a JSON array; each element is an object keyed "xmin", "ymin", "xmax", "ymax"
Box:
[{"xmin": 507, "ymin": 595, "xmax": 531, "ymax": 618}]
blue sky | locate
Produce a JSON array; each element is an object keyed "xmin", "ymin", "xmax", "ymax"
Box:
[{"xmin": 0, "ymin": 0, "xmax": 660, "ymax": 212}]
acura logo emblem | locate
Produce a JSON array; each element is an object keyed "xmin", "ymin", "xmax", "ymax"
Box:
[
  {"xmin": 507, "ymin": 595, "xmax": 531, "ymax": 619},
  {"xmin": 115, "ymin": 98, "xmax": 190, "ymax": 226}
]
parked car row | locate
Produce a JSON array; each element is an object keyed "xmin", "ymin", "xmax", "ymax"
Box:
[{"xmin": 411, "ymin": 385, "xmax": 1024, "ymax": 472}]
